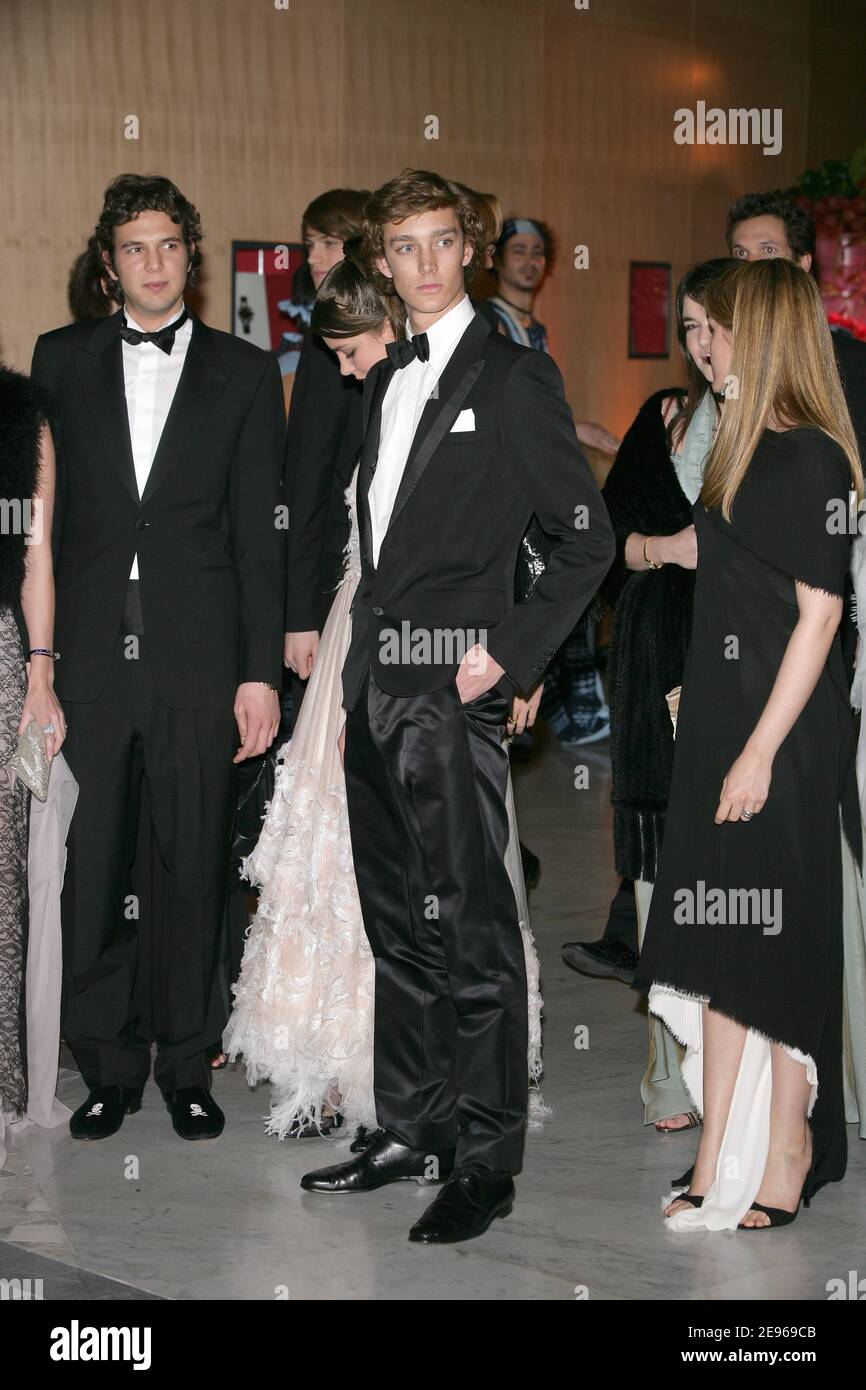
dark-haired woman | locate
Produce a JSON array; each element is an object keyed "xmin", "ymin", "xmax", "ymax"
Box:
[
  {"xmin": 283, "ymin": 189, "xmax": 371, "ymax": 688},
  {"xmin": 0, "ymin": 367, "xmax": 66, "ymax": 1168},
  {"xmin": 601, "ymin": 260, "xmax": 732, "ymax": 1133},
  {"xmin": 224, "ymin": 259, "xmax": 546, "ymax": 1139},
  {"xmin": 636, "ymin": 258, "xmax": 863, "ymax": 1231},
  {"xmin": 67, "ymin": 235, "xmax": 115, "ymax": 322},
  {"xmin": 212, "ymin": 191, "xmax": 372, "ymax": 1073}
]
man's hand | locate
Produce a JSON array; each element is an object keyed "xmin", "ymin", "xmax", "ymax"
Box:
[
  {"xmin": 576, "ymin": 420, "xmax": 621, "ymax": 457},
  {"xmin": 508, "ymin": 680, "xmax": 544, "ymax": 736},
  {"xmin": 234, "ymin": 682, "xmax": 280, "ymax": 763},
  {"xmin": 284, "ymin": 630, "xmax": 319, "ymax": 679},
  {"xmin": 455, "ymin": 643, "xmax": 506, "ymax": 703}
]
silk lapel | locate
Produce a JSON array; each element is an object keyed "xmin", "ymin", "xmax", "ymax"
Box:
[
  {"xmin": 75, "ymin": 312, "xmax": 138, "ymax": 504},
  {"xmin": 358, "ymin": 357, "xmax": 394, "ymax": 566},
  {"xmin": 140, "ymin": 316, "xmax": 236, "ymax": 505},
  {"xmin": 385, "ymin": 310, "xmax": 490, "ymax": 536}
]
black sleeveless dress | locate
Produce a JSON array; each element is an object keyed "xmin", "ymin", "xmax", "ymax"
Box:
[
  {"xmin": 634, "ymin": 426, "xmax": 861, "ymax": 1183},
  {"xmin": 0, "ymin": 366, "xmax": 46, "ymax": 1120}
]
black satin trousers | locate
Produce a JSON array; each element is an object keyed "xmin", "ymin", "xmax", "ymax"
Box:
[{"xmin": 345, "ymin": 673, "xmax": 528, "ymax": 1173}]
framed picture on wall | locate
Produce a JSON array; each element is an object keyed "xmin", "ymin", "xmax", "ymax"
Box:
[
  {"xmin": 231, "ymin": 241, "xmax": 310, "ymax": 376},
  {"xmin": 628, "ymin": 261, "xmax": 671, "ymax": 359}
]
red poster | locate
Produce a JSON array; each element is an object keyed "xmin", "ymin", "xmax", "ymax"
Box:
[{"xmin": 629, "ymin": 261, "xmax": 671, "ymax": 358}]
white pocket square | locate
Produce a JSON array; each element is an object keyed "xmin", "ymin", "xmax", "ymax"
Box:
[{"xmin": 450, "ymin": 408, "xmax": 476, "ymax": 433}]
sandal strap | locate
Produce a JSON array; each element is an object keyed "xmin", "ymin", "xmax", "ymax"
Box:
[{"xmin": 657, "ymin": 1112, "xmax": 701, "ymax": 1131}]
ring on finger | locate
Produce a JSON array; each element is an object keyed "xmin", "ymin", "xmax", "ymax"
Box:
[{"xmin": 741, "ymin": 809, "xmax": 754, "ymax": 821}]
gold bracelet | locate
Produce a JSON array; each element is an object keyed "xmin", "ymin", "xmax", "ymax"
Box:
[{"xmin": 643, "ymin": 536, "xmax": 663, "ymax": 570}]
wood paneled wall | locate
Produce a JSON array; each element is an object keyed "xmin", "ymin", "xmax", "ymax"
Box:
[{"xmin": 0, "ymin": 0, "xmax": 861, "ymax": 435}]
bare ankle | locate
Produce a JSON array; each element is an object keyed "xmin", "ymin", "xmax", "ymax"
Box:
[{"xmin": 768, "ymin": 1129, "xmax": 811, "ymax": 1162}]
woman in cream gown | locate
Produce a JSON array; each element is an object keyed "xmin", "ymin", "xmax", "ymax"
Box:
[{"xmin": 224, "ymin": 257, "xmax": 546, "ymax": 1139}]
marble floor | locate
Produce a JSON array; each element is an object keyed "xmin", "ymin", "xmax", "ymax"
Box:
[{"xmin": 1, "ymin": 723, "xmax": 864, "ymax": 1301}]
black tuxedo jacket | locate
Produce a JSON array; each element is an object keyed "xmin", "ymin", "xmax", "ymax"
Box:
[
  {"xmin": 283, "ymin": 331, "xmax": 362, "ymax": 632},
  {"xmin": 31, "ymin": 310, "xmax": 285, "ymax": 708},
  {"xmin": 833, "ymin": 330, "xmax": 866, "ymax": 461},
  {"xmin": 342, "ymin": 309, "xmax": 615, "ymax": 710}
]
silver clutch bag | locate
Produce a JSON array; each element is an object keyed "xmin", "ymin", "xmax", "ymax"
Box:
[{"xmin": 8, "ymin": 719, "xmax": 52, "ymax": 801}]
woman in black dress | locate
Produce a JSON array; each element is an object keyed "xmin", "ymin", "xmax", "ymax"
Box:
[
  {"xmin": 0, "ymin": 366, "xmax": 66, "ymax": 1168},
  {"xmin": 601, "ymin": 259, "xmax": 730, "ymax": 1134},
  {"xmin": 634, "ymin": 259, "xmax": 863, "ymax": 1231}
]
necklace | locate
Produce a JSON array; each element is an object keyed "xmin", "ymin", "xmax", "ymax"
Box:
[{"xmin": 496, "ymin": 292, "xmax": 535, "ymax": 323}]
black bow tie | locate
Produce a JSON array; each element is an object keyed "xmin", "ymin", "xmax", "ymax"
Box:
[
  {"xmin": 119, "ymin": 308, "xmax": 189, "ymax": 355},
  {"xmin": 386, "ymin": 333, "xmax": 430, "ymax": 369}
]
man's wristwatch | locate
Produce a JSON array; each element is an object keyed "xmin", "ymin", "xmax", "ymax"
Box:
[{"xmin": 643, "ymin": 537, "xmax": 664, "ymax": 570}]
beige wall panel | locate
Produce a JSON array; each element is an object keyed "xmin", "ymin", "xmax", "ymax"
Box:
[{"xmin": 0, "ymin": 0, "xmax": 860, "ymax": 437}]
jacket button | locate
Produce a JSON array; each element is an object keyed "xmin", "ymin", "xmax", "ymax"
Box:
[
  {"xmin": 135, "ymin": 519, "xmax": 148, "ymax": 531},
  {"xmin": 372, "ymin": 606, "xmax": 383, "ymax": 616}
]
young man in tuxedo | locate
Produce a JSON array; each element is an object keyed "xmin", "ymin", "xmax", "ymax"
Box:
[
  {"xmin": 300, "ymin": 169, "xmax": 615, "ymax": 1242},
  {"xmin": 31, "ymin": 174, "xmax": 285, "ymax": 1141}
]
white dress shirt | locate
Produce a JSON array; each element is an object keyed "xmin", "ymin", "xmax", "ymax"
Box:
[
  {"xmin": 121, "ymin": 304, "xmax": 192, "ymax": 578},
  {"xmin": 368, "ymin": 293, "xmax": 475, "ymax": 566}
]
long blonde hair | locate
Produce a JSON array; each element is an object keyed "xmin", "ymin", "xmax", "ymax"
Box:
[{"xmin": 700, "ymin": 259, "xmax": 863, "ymax": 520}]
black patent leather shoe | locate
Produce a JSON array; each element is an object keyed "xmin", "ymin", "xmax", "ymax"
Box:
[
  {"xmin": 69, "ymin": 1085, "xmax": 143, "ymax": 1141},
  {"xmin": 408, "ymin": 1164, "xmax": 515, "ymax": 1244},
  {"xmin": 165, "ymin": 1087, "xmax": 225, "ymax": 1140},
  {"xmin": 300, "ymin": 1127, "xmax": 453, "ymax": 1194}
]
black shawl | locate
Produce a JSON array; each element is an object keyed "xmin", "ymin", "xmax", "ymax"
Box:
[
  {"xmin": 601, "ymin": 388, "xmax": 698, "ymax": 882},
  {"xmin": 0, "ymin": 365, "xmax": 51, "ymax": 640}
]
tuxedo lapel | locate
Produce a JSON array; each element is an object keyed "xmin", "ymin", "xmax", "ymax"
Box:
[
  {"xmin": 140, "ymin": 316, "xmax": 236, "ymax": 505},
  {"xmin": 358, "ymin": 357, "xmax": 394, "ymax": 566},
  {"xmin": 75, "ymin": 312, "xmax": 138, "ymax": 505},
  {"xmin": 385, "ymin": 311, "xmax": 490, "ymax": 536}
]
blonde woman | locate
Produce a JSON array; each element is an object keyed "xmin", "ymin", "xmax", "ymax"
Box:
[{"xmin": 635, "ymin": 259, "xmax": 863, "ymax": 1231}]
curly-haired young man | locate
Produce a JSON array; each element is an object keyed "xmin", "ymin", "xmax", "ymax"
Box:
[{"xmin": 31, "ymin": 173, "xmax": 285, "ymax": 1144}]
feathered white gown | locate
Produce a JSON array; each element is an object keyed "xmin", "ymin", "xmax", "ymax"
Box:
[{"xmin": 224, "ymin": 470, "xmax": 547, "ymax": 1138}]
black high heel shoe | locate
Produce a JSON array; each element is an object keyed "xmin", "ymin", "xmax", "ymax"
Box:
[
  {"xmin": 738, "ymin": 1169, "xmax": 817, "ymax": 1231},
  {"xmin": 205, "ymin": 1041, "xmax": 227, "ymax": 1071},
  {"xmin": 289, "ymin": 1112, "xmax": 344, "ymax": 1139}
]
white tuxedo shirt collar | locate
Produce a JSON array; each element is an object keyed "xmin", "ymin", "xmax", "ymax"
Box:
[{"xmin": 406, "ymin": 294, "xmax": 474, "ymax": 368}]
